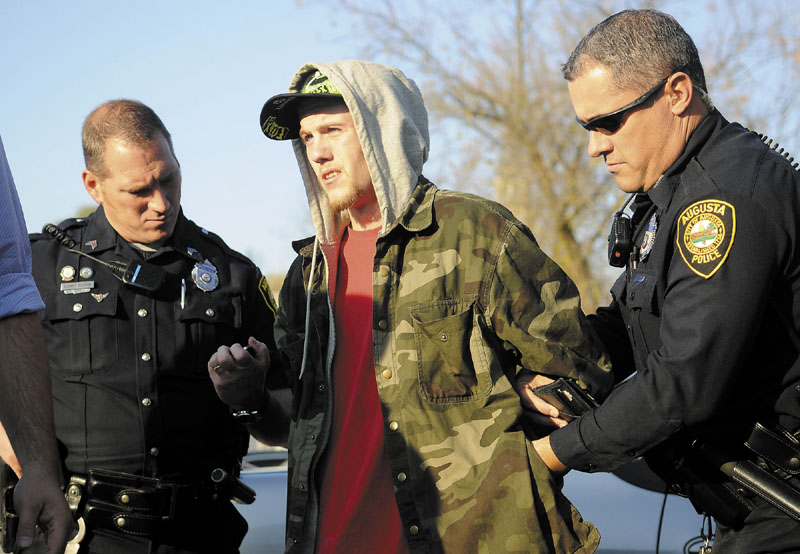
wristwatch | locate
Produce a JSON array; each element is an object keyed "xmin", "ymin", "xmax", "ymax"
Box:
[{"xmin": 231, "ymin": 408, "xmax": 263, "ymax": 424}]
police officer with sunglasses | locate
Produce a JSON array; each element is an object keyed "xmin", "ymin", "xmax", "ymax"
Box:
[{"xmin": 525, "ymin": 8, "xmax": 800, "ymax": 552}]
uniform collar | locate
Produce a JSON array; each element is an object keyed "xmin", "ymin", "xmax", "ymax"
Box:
[
  {"xmin": 163, "ymin": 214, "xmax": 210, "ymax": 263},
  {"xmin": 78, "ymin": 206, "xmax": 120, "ymax": 255},
  {"xmin": 647, "ymin": 110, "xmax": 722, "ymax": 210},
  {"xmin": 80, "ymin": 207, "xmax": 204, "ymax": 263}
]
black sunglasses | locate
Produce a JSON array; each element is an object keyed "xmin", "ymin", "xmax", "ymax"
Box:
[{"xmin": 576, "ymin": 75, "xmax": 670, "ymax": 133}]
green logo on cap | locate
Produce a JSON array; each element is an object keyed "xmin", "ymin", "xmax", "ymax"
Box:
[
  {"xmin": 301, "ymin": 70, "xmax": 341, "ymax": 95},
  {"xmin": 262, "ymin": 115, "xmax": 289, "ymax": 140}
]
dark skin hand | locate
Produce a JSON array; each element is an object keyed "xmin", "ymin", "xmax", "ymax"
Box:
[
  {"xmin": 0, "ymin": 312, "xmax": 76, "ymax": 553},
  {"xmin": 208, "ymin": 337, "xmax": 271, "ymax": 411},
  {"xmin": 207, "ymin": 338, "xmax": 292, "ymax": 446}
]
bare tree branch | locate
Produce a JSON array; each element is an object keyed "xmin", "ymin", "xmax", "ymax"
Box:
[{"xmin": 328, "ymin": 0, "xmax": 800, "ymax": 310}]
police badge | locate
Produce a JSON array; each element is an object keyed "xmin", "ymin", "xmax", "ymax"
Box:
[
  {"xmin": 191, "ymin": 259, "xmax": 219, "ymax": 292},
  {"xmin": 639, "ymin": 214, "xmax": 658, "ymax": 261}
]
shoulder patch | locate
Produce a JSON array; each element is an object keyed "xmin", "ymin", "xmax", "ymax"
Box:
[
  {"xmin": 676, "ymin": 199, "xmax": 735, "ymax": 279},
  {"xmin": 258, "ymin": 275, "xmax": 278, "ymax": 316}
]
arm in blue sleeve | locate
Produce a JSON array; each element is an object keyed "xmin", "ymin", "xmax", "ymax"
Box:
[{"xmin": 0, "ymin": 135, "xmax": 44, "ymax": 318}]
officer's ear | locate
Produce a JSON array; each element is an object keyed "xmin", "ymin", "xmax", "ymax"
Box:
[
  {"xmin": 82, "ymin": 169, "xmax": 104, "ymax": 205},
  {"xmin": 665, "ymin": 72, "xmax": 694, "ymax": 116}
]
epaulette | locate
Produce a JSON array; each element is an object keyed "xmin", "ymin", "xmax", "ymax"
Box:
[
  {"xmin": 749, "ymin": 130, "xmax": 799, "ymax": 171},
  {"xmin": 30, "ymin": 217, "xmax": 87, "ymax": 242}
]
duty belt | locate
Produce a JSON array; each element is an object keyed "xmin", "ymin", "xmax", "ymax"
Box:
[
  {"xmin": 66, "ymin": 469, "xmax": 219, "ymax": 538},
  {"xmin": 646, "ymin": 420, "xmax": 800, "ymax": 528}
]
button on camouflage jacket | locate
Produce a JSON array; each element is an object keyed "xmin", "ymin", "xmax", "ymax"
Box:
[{"xmin": 275, "ymin": 179, "xmax": 613, "ymax": 554}]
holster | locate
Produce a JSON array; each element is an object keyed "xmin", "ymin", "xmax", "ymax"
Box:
[
  {"xmin": 645, "ymin": 437, "xmax": 754, "ymax": 529},
  {"xmin": 733, "ymin": 422, "xmax": 800, "ymax": 520},
  {"xmin": 645, "ymin": 421, "xmax": 800, "ymax": 529},
  {"xmin": 0, "ymin": 464, "xmax": 19, "ymax": 554}
]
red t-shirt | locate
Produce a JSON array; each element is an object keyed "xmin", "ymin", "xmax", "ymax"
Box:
[{"xmin": 316, "ymin": 227, "xmax": 410, "ymax": 554}]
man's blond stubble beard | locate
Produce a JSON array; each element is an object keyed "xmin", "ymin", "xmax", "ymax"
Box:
[{"xmin": 325, "ymin": 184, "xmax": 361, "ymax": 214}]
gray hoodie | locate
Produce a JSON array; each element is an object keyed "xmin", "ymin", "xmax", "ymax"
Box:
[{"xmin": 286, "ymin": 60, "xmax": 429, "ymax": 247}]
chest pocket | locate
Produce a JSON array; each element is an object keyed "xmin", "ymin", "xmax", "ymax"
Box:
[
  {"xmin": 176, "ymin": 293, "xmax": 242, "ymax": 374},
  {"xmin": 624, "ymin": 268, "xmax": 661, "ymax": 361},
  {"xmin": 409, "ymin": 298, "xmax": 492, "ymax": 403},
  {"xmin": 626, "ymin": 269, "xmax": 659, "ymax": 311},
  {"xmin": 41, "ymin": 289, "xmax": 120, "ymax": 378}
]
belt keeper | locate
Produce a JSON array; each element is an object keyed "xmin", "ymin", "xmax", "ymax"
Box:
[{"xmin": 161, "ymin": 482, "xmax": 179, "ymax": 521}]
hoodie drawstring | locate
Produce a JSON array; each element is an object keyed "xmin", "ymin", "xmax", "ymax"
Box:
[{"xmin": 298, "ymin": 238, "xmax": 319, "ymax": 380}]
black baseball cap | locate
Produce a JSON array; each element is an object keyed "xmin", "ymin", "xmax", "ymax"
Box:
[{"xmin": 259, "ymin": 69, "xmax": 343, "ymax": 141}]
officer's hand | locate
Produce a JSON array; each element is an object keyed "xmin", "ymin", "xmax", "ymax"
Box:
[
  {"xmin": 12, "ymin": 460, "xmax": 75, "ymax": 554},
  {"xmin": 208, "ymin": 337, "xmax": 270, "ymax": 410},
  {"xmin": 513, "ymin": 370, "xmax": 569, "ymax": 429},
  {"xmin": 0, "ymin": 421, "xmax": 22, "ymax": 477}
]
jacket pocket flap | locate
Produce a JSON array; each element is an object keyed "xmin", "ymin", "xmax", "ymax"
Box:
[
  {"xmin": 43, "ymin": 289, "xmax": 119, "ymax": 321},
  {"xmin": 177, "ymin": 295, "xmax": 241, "ymax": 327}
]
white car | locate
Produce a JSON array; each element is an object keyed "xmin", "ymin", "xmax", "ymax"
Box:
[
  {"xmin": 238, "ymin": 448, "xmax": 289, "ymax": 554},
  {"xmin": 237, "ymin": 447, "xmax": 708, "ymax": 554}
]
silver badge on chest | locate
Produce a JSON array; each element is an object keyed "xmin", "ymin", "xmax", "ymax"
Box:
[
  {"xmin": 191, "ymin": 259, "xmax": 219, "ymax": 292},
  {"xmin": 639, "ymin": 214, "xmax": 658, "ymax": 261}
]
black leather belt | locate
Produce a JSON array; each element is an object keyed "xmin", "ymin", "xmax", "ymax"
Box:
[
  {"xmin": 745, "ymin": 421, "xmax": 800, "ymax": 477},
  {"xmin": 67, "ymin": 469, "xmax": 218, "ymax": 538}
]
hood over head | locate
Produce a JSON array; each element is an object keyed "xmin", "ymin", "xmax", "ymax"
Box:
[{"xmin": 260, "ymin": 60, "xmax": 429, "ymax": 245}]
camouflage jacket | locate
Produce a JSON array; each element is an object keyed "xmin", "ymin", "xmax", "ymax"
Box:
[{"xmin": 275, "ymin": 180, "xmax": 613, "ymax": 554}]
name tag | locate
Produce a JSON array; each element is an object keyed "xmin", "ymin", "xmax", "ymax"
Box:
[{"xmin": 60, "ymin": 281, "xmax": 96, "ymax": 295}]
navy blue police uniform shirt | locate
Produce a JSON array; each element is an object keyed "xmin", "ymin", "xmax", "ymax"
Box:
[
  {"xmin": 551, "ymin": 110, "xmax": 800, "ymax": 471},
  {"xmin": 30, "ymin": 206, "xmax": 283, "ymax": 481}
]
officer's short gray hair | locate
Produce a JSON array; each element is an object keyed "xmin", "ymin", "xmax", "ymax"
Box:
[{"xmin": 563, "ymin": 9, "xmax": 712, "ymax": 109}]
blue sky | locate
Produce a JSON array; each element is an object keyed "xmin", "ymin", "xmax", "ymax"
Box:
[
  {"xmin": 3, "ymin": 4, "xmax": 795, "ymax": 547},
  {"xmin": 2, "ymin": 1, "xmax": 797, "ymax": 279},
  {"xmin": 0, "ymin": 1, "xmax": 374, "ymax": 276}
]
